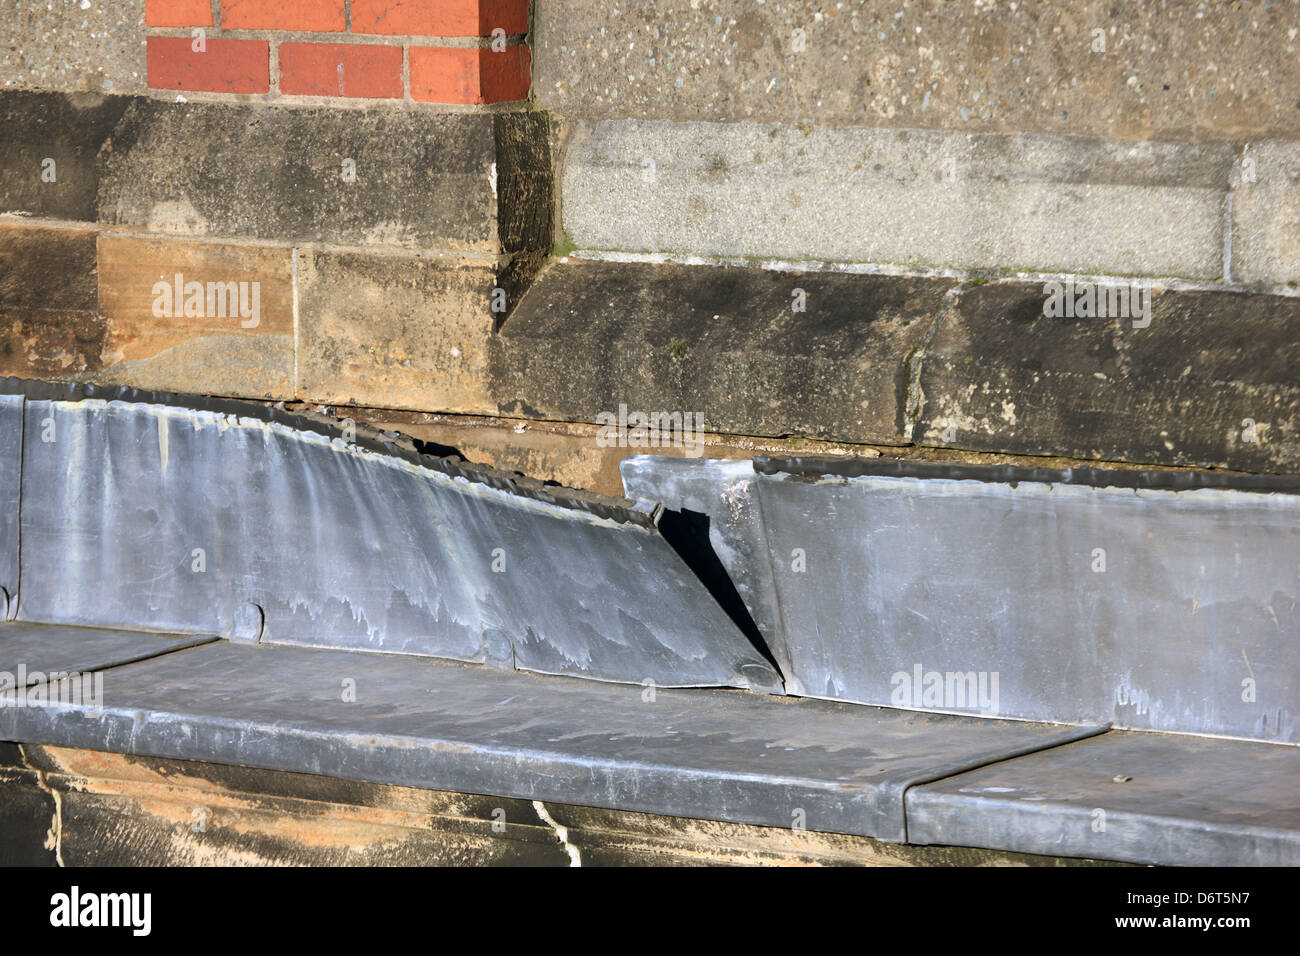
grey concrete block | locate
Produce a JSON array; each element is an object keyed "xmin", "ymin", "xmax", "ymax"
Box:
[
  {"xmin": 914, "ymin": 282, "xmax": 1300, "ymax": 473},
  {"xmin": 1232, "ymin": 140, "xmax": 1300, "ymax": 286},
  {"xmin": 562, "ymin": 120, "xmax": 1230, "ymax": 278},
  {"xmin": 1, "ymin": 0, "xmax": 145, "ymax": 97},
  {"xmin": 535, "ymin": 0, "xmax": 1300, "ymax": 142},
  {"xmin": 491, "ymin": 258, "xmax": 954, "ymax": 443},
  {"xmin": 0, "ymin": 91, "xmax": 132, "ymax": 222},
  {"xmin": 98, "ymin": 101, "xmax": 551, "ymax": 253}
]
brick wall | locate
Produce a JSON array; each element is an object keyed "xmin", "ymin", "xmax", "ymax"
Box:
[{"xmin": 145, "ymin": 0, "xmax": 531, "ymax": 103}]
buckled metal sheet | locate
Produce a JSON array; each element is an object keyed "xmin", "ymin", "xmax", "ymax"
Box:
[
  {"xmin": 3, "ymin": 380, "xmax": 779, "ymax": 691},
  {"xmin": 623, "ymin": 454, "xmax": 1300, "ymax": 742}
]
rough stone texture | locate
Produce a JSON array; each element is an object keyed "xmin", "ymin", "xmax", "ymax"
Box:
[
  {"xmin": 563, "ymin": 120, "xmax": 1231, "ymax": 278},
  {"xmin": 297, "ymin": 249, "xmax": 500, "ymax": 413},
  {"xmin": 98, "ymin": 100, "xmax": 550, "ymax": 253},
  {"xmin": 487, "ymin": 262, "xmax": 1300, "ymax": 474},
  {"xmin": 0, "ymin": 0, "xmax": 147, "ymax": 95},
  {"xmin": 94, "ymin": 233, "xmax": 294, "ymax": 398},
  {"xmin": 494, "ymin": 112, "xmax": 554, "ymax": 256},
  {"xmin": 0, "ymin": 745, "xmax": 57, "ymax": 866},
  {"xmin": 913, "ymin": 281, "xmax": 1300, "ymax": 474},
  {"xmin": 492, "ymin": 259, "xmax": 953, "ymax": 443},
  {"xmin": 0, "ymin": 223, "xmax": 103, "ymax": 379},
  {"xmin": 535, "ymin": 0, "xmax": 1300, "ymax": 142},
  {"xmin": 0, "ymin": 744, "xmax": 1107, "ymax": 866},
  {"xmin": 0, "ymin": 91, "xmax": 132, "ymax": 222},
  {"xmin": 1232, "ymin": 140, "xmax": 1300, "ymax": 287},
  {"xmin": 0, "ymin": 221, "xmax": 96, "ymax": 311}
]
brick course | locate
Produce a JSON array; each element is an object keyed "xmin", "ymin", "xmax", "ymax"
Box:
[
  {"xmin": 410, "ymin": 45, "xmax": 530, "ymax": 104},
  {"xmin": 220, "ymin": 1, "xmax": 347, "ymax": 33},
  {"xmin": 147, "ymin": 36, "xmax": 271, "ymax": 94},
  {"xmin": 146, "ymin": 0, "xmax": 214, "ymax": 28},
  {"xmin": 143, "ymin": 0, "xmax": 532, "ymax": 103},
  {"xmin": 351, "ymin": 0, "xmax": 529, "ymax": 37},
  {"xmin": 279, "ymin": 43, "xmax": 404, "ymax": 99}
]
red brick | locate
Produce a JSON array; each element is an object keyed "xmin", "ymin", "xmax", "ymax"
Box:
[
  {"xmin": 352, "ymin": 0, "xmax": 528, "ymax": 37},
  {"xmin": 147, "ymin": 36, "xmax": 270, "ymax": 94},
  {"xmin": 409, "ymin": 45, "xmax": 530, "ymax": 104},
  {"xmin": 146, "ymin": 0, "xmax": 214, "ymax": 27},
  {"xmin": 220, "ymin": 0, "xmax": 346, "ymax": 32},
  {"xmin": 279, "ymin": 43, "xmax": 403, "ymax": 99}
]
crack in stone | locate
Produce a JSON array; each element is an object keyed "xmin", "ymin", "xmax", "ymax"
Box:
[
  {"xmin": 18, "ymin": 743, "xmax": 64, "ymax": 866},
  {"xmin": 902, "ymin": 283, "xmax": 965, "ymax": 442},
  {"xmin": 532, "ymin": 799, "xmax": 582, "ymax": 866}
]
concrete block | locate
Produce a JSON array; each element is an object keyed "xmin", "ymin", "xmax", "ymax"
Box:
[
  {"xmin": 1232, "ymin": 140, "xmax": 1300, "ymax": 286},
  {"xmin": 562, "ymin": 120, "xmax": 1231, "ymax": 278},
  {"xmin": 1, "ymin": 0, "xmax": 146, "ymax": 96},
  {"xmin": 535, "ymin": 0, "xmax": 1300, "ymax": 142}
]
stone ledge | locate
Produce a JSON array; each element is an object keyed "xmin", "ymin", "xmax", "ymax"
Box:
[
  {"xmin": 914, "ymin": 281, "xmax": 1300, "ymax": 473},
  {"xmin": 491, "ymin": 258, "xmax": 954, "ymax": 443},
  {"xmin": 491, "ymin": 260, "xmax": 1300, "ymax": 474},
  {"xmin": 97, "ymin": 98, "xmax": 552, "ymax": 253}
]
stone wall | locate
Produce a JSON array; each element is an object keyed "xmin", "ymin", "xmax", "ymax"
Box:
[{"xmin": 1, "ymin": 0, "xmax": 1297, "ymax": 485}]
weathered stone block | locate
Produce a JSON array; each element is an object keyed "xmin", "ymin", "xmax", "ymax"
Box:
[
  {"xmin": 95, "ymin": 234, "xmax": 294, "ymax": 399},
  {"xmin": 490, "ymin": 259, "xmax": 953, "ymax": 443},
  {"xmin": 99, "ymin": 101, "xmax": 552, "ymax": 253},
  {"xmin": 297, "ymin": 249, "xmax": 501, "ymax": 413},
  {"xmin": 913, "ymin": 282, "xmax": 1300, "ymax": 473},
  {"xmin": 0, "ymin": 91, "xmax": 132, "ymax": 221},
  {"xmin": 0, "ymin": 223, "xmax": 102, "ymax": 379},
  {"xmin": 0, "ymin": 221, "xmax": 97, "ymax": 310},
  {"xmin": 1232, "ymin": 140, "xmax": 1300, "ymax": 286}
]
